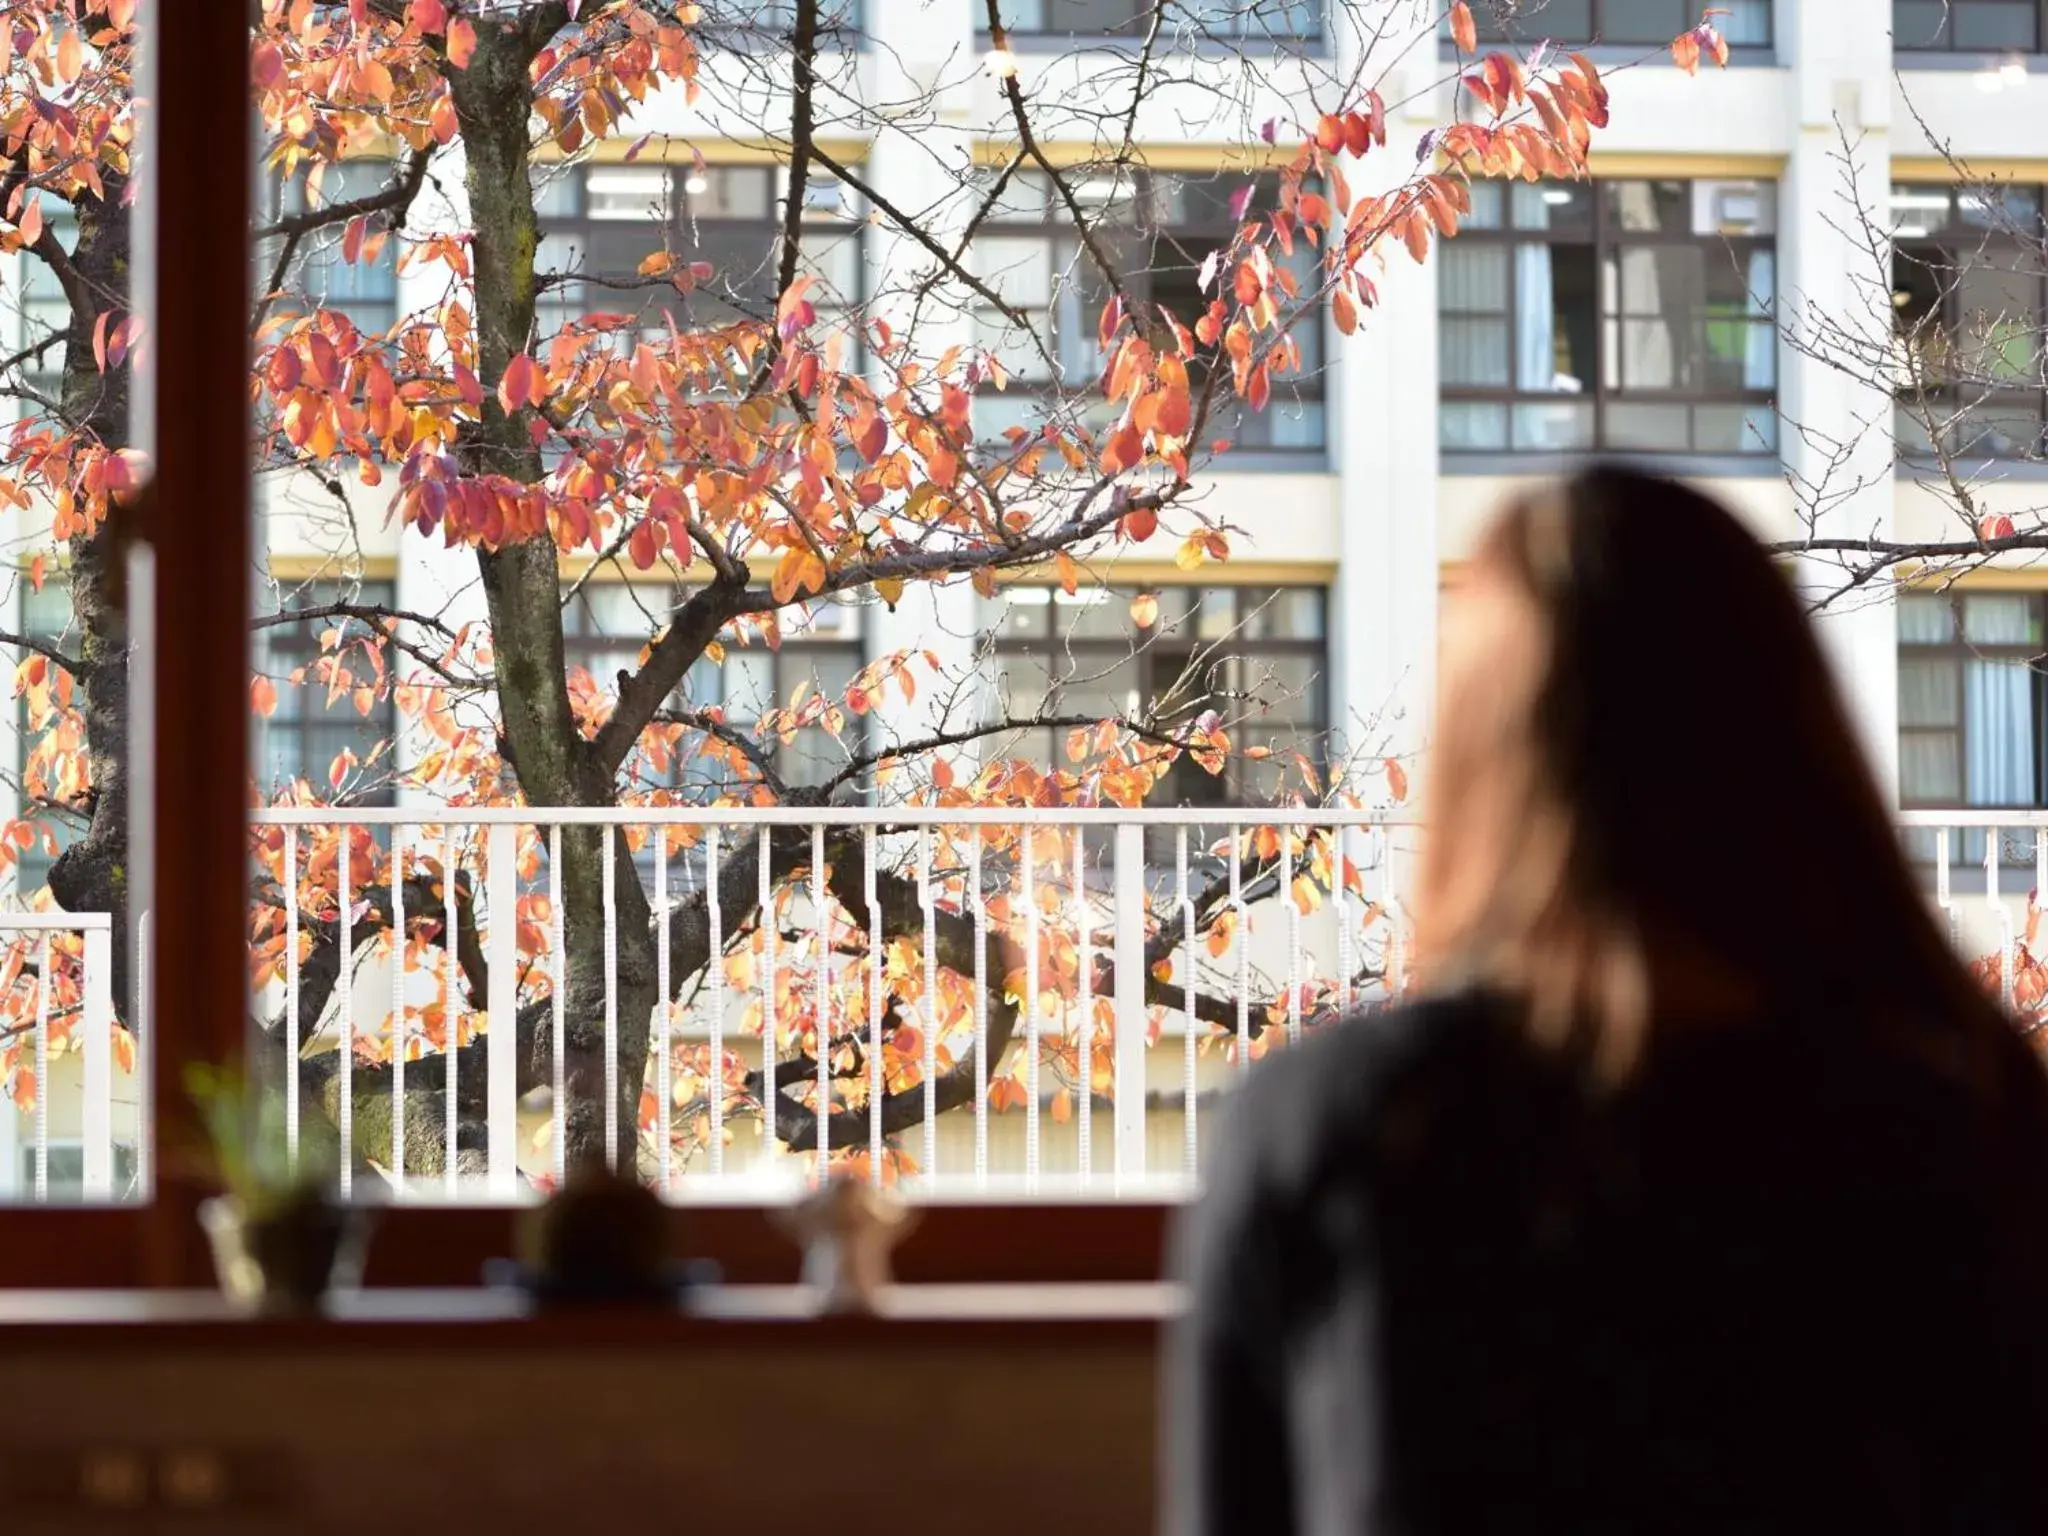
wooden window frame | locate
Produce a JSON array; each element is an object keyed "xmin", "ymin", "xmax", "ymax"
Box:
[{"xmin": 0, "ymin": 9, "xmax": 1174, "ymax": 1289}]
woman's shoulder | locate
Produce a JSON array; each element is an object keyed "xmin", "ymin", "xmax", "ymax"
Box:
[{"xmin": 1217, "ymin": 991, "xmax": 1514, "ymax": 1186}]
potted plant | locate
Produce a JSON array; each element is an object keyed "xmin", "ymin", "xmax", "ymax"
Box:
[{"xmin": 185, "ymin": 1060, "xmax": 371, "ymax": 1315}]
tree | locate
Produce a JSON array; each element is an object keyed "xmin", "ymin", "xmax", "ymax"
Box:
[{"xmin": 0, "ymin": 1, "xmax": 1717, "ymax": 1185}]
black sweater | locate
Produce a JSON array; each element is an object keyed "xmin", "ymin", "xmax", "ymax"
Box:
[{"xmin": 1165, "ymin": 993, "xmax": 2048, "ymax": 1534}]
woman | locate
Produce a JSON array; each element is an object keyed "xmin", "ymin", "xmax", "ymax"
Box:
[{"xmin": 1166, "ymin": 467, "xmax": 2048, "ymax": 1534}]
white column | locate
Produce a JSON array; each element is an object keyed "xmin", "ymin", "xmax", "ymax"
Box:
[
  {"xmin": 392, "ymin": 147, "xmax": 494, "ymax": 805},
  {"xmin": 1780, "ymin": 2, "xmax": 1898, "ymax": 801},
  {"xmin": 1328, "ymin": 10, "xmax": 1440, "ymax": 809},
  {"xmin": 861, "ymin": 0, "xmax": 987, "ymax": 781}
]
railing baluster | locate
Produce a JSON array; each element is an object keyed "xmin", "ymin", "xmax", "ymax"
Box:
[
  {"xmin": 284, "ymin": 827, "xmax": 300, "ymax": 1175},
  {"xmin": 444, "ymin": 829, "xmax": 459, "ymax": 1198},
  {"xmin": 81, "ymin": 919, "xmax": 111, "ymax": 1200},
  {"xmin": 813, "ymin": 822, "xmax": 830, "ymax": 1179},
  {"xmin": 486, "ymin": 824, "xmax": 518, "ymax": 1198},
  {"xmin": 1334, "ymin": 824, "xmax": 1353, "ymax": 1015},
  {"xmin": 1231, "ymin": 824, "xmax": 1249, "ymax": 1076},
  {"xmin": 1073, "ymin": 826, "xmax": 1092, "ymax": 1189},
  {"xmin": 1024, "ymin": 825, "xmax": 1039, "ymax": 1193},
  {"xmin": 390, "ymin": 828, "xmax": 405, "ymax": 1193},
  {"xmin": 1937, "ymin": 824, "xmax": 1956, "ymax": 953},
  {"xmin": 657, "ymin": 832, "xmax": 673, "ymax": 1195},
  {"xmin": 602, "ymin": 825, "xmax": 619, "ymax": 1173},
  {"xmin": 338, "ymin": 831, "xmax": 353, "ymax": 1200},
  {"xmin": 1989, "ymin": 833, "xmax": 2014, "ymax": 1013},
  {"xmin": 918, "ymin": 826, "xmax": 937, "ymax": 1183},
  {"xmin": 550, "ymin": 824, "xmax": 566, "ymax": 1187},
  {"xmin": 971, "ymin": 829, "xmax": 987, "ymax": 1190},
  {"xmin": 1282, "ymin": 827, "xmax": 1301, "ymax": 1045},
  {"xmin": 1112, "ymin": 822, "xmax": 1146, "ymax": 1190},
  {"xmin": 1179, "ymin": 825, "xmax": 1197, "ymax": 1180},
  {"xmin": 866, "ymin": 825, "xmax": 882, "ymax": 1187},
  {"xmin": 32, "ymin": 932, "xmax": 48, "ymax": 1201},
  {"xmin": 760, "ymin": 826, "xmax": 777, "ymax": 1159},
  {"xmin": 707, "ymin": 826, "xmax": 725, "ymax": 1178}
]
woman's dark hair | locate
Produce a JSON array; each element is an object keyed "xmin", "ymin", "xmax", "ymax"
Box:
[{"xmin": 1416, "ymin": 464, "xmax": 2003, "ymax": 1076}]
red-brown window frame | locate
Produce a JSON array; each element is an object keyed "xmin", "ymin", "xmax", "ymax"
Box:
[{"xmin": 0, "ymin": 6, "xmax": 1172, "ymax": 1291}]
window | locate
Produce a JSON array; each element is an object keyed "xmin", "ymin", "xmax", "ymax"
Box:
[
  {"xmin": 535, "ymin": 161, "xmax": 863, "ymax": 359},
  {"xmin": 564, "ymin": 584, "xmax": 865, "ymax": 793},
  {"xmin": 253, "ymin": 159, "xmax": 401, "ymax": 340},
  {"xmin": 1894, "ymin": 0, "xmax": 2043, "ymax": 50},
  {"xmin": 253, "ymin": 582, "xmax": 399, "ymax": 804},
  {"xmin": 13, "ymin": 576, "xmax": 81, "ymax": 895},
  {"xmin": 972, "ymin": 169, "xmax": 1324, "ymax": 452},
  {"xmin": 1438, "ymin": 178, "xmax": 1777, "ymax": 455},
  {"xmin": 4, "ymin": 1141, "xmax": 140, "ymax": 1202},
  {"xmin": 988, "ymin": 1, "xmax": 1321, "ymax": 37},
  {"xmin": 1899, "ymin": 590, "xmax": 2048, "ymax": 865},
  {"xmin": 1444, "ymin": 0, "xmax": 1770, "ymax": 47},
  {"xmin": 1891, "ymin": 184, "xmax": 2048, "ymax": 460},
  {"xmin": 978, "ymin": 584, "xmax": 1326, "ymax": 806},
  {"xmin": 697, "ymin": 0, "xmax": 863, "ymax": 33},
  {"xmin": 13, "ymin": 201, "xmax": 76, "ymax": 416}
]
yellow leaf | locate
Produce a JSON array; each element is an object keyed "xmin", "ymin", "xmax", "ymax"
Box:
[
  {"xmin": 1173, "ymin": 535, "xmax": 1205, "ymax": 572},
  {"xmin": 874, "ymin": 576, "xmax": 905, "ymax": 608},
  {"xmin": 637, "ymin": 250, "xmax": 675, "ymax": 277}
]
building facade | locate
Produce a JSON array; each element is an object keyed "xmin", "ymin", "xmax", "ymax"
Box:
[{"xmin": 17, "ymin": 0, "xmax": 2039, "ymax": 835}]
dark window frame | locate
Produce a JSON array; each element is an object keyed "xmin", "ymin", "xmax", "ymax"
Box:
[
  {"xmin": 1438, "ymin": 177, "xmax": 1779, "ymax": 456},
  {"xmin": 981, "ymin": 583, "xmax": 1328, "ymax": 809},
  {"xmin": 252, "ymin": 158, "xmax": 402, "ymax": 342},
  {"xmin": 986, "ymin": 1, "xmax": 1323, "ymax": 40},
  {"xmin": 562, "ymin": 580, "xmax": 868, "ymax": 796},
  {"xmin": 253, "ymin": 580, "xmax": 401, "ymax": 807},
  {"xmin": 1445, "ymin": 0, "xmax": 1773, "ymax": 49},
  {"xmin": 972, "ymin": 168, "xmax": 1326, "ymax": 455},
  {"xmin": 1898, "ymin": 588, "xmax": 2048, "ymax": 869},
  {"xmin": 534, "ymin": 159, "xmax": 864, "ymax": 362},
  {"xmin": 1892, "ymin": 0, "xmax": 2046, "ymax": 53},
  {"xmin": 1891, "ymin": 182, "xmax": 2048, "ymax": 461}
]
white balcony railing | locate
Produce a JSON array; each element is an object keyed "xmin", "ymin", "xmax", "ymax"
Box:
[
  {"xmin": 236, "ymin": 806, "xmax": 1410, "ymax": 1204},
  {"xmin": 10, "ymin": 809, "xmax": 2048, "ymax": 1206}
]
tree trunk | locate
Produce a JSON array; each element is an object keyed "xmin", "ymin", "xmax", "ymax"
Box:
[
  {"xmin": 45, "ymin": 167, "xmax": 136, "ymax": 1024},
  {"xmin": 449, "ymin": 23, "xmax": 652, "ymax": 1173}
]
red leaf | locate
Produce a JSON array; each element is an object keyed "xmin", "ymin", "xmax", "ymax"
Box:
[
  {"xmin": 1670, "ymin": 30, "xmax": 1701, "ymax": 74},
  {"xmin": 1315, "ymin": 113, "xmax": 1345, "ymax": 154},
  {"xmin": 1122, "ymin": 503, "xmax": 1160, "ymax": 542},
  {"xmin": 496, "ymin": 353, "xmax": 537, "ymax": 414},
  {"xmin": 412, "ymin": 0, "xmax": 449, "ymax": 33},
  {"xmin": 446, "ymin": 15, "xmax": 477, "ymax": 67},
  {"xmin": 1449, "ymin": 0, "xmax": 1477, "ymax": 52}
]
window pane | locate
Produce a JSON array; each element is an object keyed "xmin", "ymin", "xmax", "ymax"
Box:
[
  {"xmin": 1692, "ymin": 403, "xmax": 1777, "ymax": 452},
  {"xmin": 1441, "ymin": 318, "xmax": 1511, "ymax": 386},
  {"xmin": 1901, "ymin": 732, "xmax": 1963, "ymax": 801},
  {"xmin": 1514, "ymin": 399, "xmax": 1594, "ymax": 449},
  {"xmin": 1440, "ymin": 242, "xmax": 1509, "ymax": 311},
  {"xmin": 1901, "ymin": 658, "xmax": 1962, "ymax": 727},
  {"xmin": 587, "ymin": 166, "xmax": 668, "ymax": 221},
  {"xmin": 1520, "ymin": 242, "xmax": 1598, "ymax": 391},
  {"xmin": 1955, "ymin": 1, "xmax": 2041, "ymax": 50},
  {"xmin": 1466, "ymin": 0, "xmax": 1592, "ymax": 40},
  {"xmin": 1962, "ymin": 592, "xmax": 2042, "ymax": 645},
  {"xmin": 1893, "ymin": 0, "xmax": 1954, "ymax": 48},
  {"xmin": 1900, "ymin": 594, "xmax": 1955, "ymax": 644},
  {"xmin": 1605, "ymin": 401, "xmax": 1692, "ymax": 450},
  {"xmin": 1963, "ymin": 658, "xmax": 2036, "ymax": 804},
  {"xmin": 1512, "ymin": 182, "xmax": 1593, "ymax": 234},
  {"xmin": 1441, "ymin": 401, "xmax": 1509, "ymax": 449}
]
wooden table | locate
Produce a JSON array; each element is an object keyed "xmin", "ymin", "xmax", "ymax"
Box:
[{"xmin": 0, "ymin": 1286, "xmax": 1177, "ymax": 1533}]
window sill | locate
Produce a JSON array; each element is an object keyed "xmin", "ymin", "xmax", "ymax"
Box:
[{"xmin": 1441, "ymin": 450, "xmax": 1782, "ymax": 479}]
